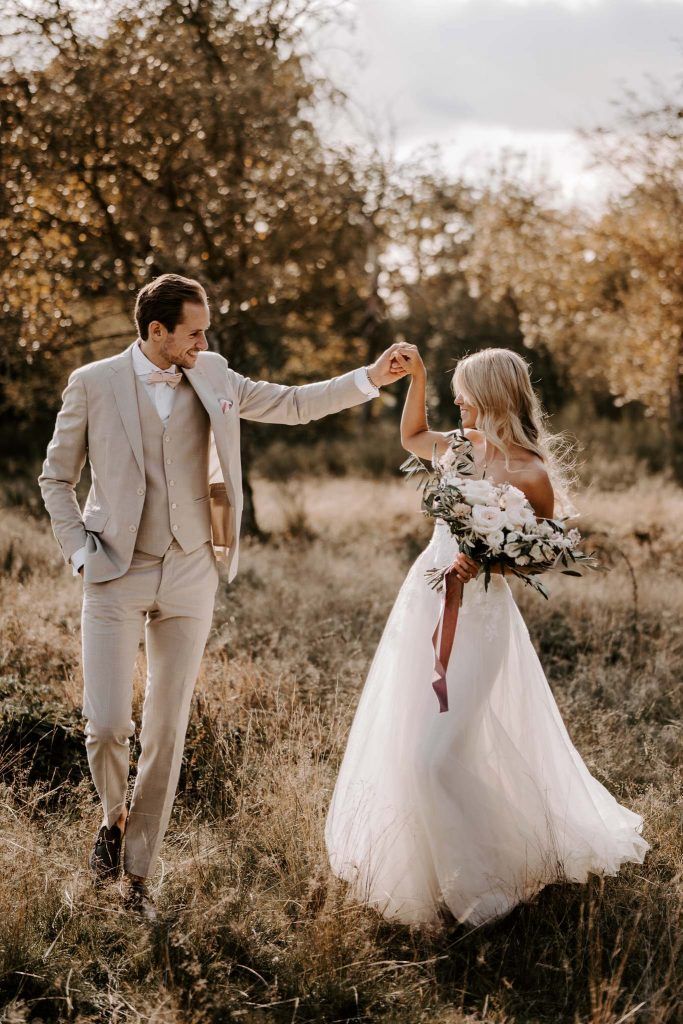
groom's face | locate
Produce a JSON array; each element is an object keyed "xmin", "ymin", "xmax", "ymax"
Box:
[{"xmin": 154, "ymin": 301, "xmax": 211, "ymax": 369}]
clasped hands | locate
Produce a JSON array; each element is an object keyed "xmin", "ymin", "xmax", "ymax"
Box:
[{"xmin": 366, "ymin": 341, "xmax": 424, "ymax": 387}]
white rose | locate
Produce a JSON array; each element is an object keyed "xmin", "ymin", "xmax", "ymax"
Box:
[
  {"xmin": 504, "ymin": 539, "xmax": 524, "ymax": 558},
  {"xmin": 487, "ymin": 529, "xmax": 505, "ymax": 552},
  {"xmin": 458, "ymin": 478, "xmax": 499, "ymax": 507},
  {"xmin": 529, "ymin": 544, "xmax": 544, "ymax": 561},
  {"xmin": 499, "ymin": 485, "xmax": 526, "ymax": 509},
  {"xmin": 501, "ymin": 507, "xmax": 527, "ymax": 530},
  {"xmin": 471, "ymin": 504, "xmax": 507, "ymax": 535},
  {"xmin": 500, "ymin": 488, "xmax": 535, "ymax": 528},
  {"xmin": 515, "ymin": 554, "xmax": 530, "ymax": 565},
  {"xmin": 513, "ymin": 512, "xmax": 529, "ymax": 530}
]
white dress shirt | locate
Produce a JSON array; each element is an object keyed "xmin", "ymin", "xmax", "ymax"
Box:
[
  {"xmin": 131, "ymin": 339, "xmax": 181, "ymax": 425},
  {"xmin": 353, "ymin": 366, "xmax": 380, "ymax": 399},
  {"xmin": 71, "ymin": 351, "xmax": 379, "ymax": 576}
]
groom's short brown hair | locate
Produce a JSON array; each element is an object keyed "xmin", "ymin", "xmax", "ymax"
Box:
[{"xmin": 135, "ymin": 274, "xmax": 207, "ymax": 340}]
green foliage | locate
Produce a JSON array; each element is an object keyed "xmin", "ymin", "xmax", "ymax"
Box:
[
  {"xmin": 1, "ymin": 1, "xmax": 682, "ymax": 490},
  {"xmin": 0, "ymin": 0, "xmax": 376, "ymax": 466}
]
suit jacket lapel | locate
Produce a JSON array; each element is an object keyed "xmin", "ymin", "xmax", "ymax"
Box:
[
  {"xmin": 183, "ymin": 364, "xmax": 224, "ymax": 431},
  {"xmin": 183, "ymin": 363, "xmax": 237, "ymax": 507},
  {"xmin": 108, "ymin": 344, "xmax": 145, "ymax": 477}
]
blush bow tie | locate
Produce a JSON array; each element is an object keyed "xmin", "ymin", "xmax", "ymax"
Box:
[{"xmin": 144, "ymin": 370, "xmax": 183, "ymax": 389}]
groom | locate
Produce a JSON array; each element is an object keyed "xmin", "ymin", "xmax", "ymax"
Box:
[{"xmin": 39, "ymin": 273, "xmax": 407, "ymax": 920}]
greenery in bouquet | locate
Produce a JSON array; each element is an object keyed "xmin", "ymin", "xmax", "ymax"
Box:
[{"xmin": 401, "ymin": 431, "xmax": 602, "ymax": 598}]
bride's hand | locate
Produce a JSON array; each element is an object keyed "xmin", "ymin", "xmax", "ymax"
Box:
[
  {"xmin": 391, "ymin": 343, "xmax": 425, "ymax": 378},
  {"xmin": 448, "ymin": 552, "xmax": 480, "ymax": 583},
  {"xmin": 367, "ymin": 342, "xmax": 412, "ymax": 387}
]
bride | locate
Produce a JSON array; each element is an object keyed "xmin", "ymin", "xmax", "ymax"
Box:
[{"xmin": 325, "ymin": 346, "xmax": 649, "ymax": 927}]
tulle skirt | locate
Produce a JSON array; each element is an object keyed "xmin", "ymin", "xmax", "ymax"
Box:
[{"xmin": 325, "ymin": 522, "xmax": 649, "ymax": 926}]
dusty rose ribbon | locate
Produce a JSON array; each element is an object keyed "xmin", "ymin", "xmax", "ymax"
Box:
[{"xmin": 430, "ymin": 570, "xmax": 463, "ymax": 713}]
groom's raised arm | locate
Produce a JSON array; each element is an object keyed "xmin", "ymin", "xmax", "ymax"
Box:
[
  {"xmin": 229, "ymin": 344, "xmax": 407, "ymax": 425},
  {"xmin": 38, "ymin": 371, "xmax": 89, "ymax": 565}
]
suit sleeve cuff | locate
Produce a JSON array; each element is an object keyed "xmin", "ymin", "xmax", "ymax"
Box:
[
  {"xmin": 71, "ymin": 546, "xmax": 86, "ymax": 576},
  {"xmin": 354, "ymin": 366, "xmax": 380, "ymax": 398}
]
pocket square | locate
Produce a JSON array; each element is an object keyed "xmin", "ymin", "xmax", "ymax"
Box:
[{"xmin": 219, "ymin": 398, "xmax": 234, "ymax": 413}]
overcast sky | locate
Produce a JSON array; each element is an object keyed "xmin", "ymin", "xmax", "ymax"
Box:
[{"xmin": 312, "ymin": 0, "xmax": 683, "ymax": 204}]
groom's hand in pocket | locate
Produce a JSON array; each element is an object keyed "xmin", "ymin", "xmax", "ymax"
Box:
[{"xmin": 367, "ymin": 342, "xmax": 416, "ymax": 388}]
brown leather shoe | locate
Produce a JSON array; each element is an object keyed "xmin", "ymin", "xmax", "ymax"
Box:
[
  {"xmin": 89, "ymin": 823, "xmax": 123, "ymax": 882},
  {"xmin": 122, "ymin": 875, "xmax": 157, "ymax": 923}
]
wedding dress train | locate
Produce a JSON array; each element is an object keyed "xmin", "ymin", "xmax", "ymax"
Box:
[{"xmin": 325, "ymin": 511, "xmax": 649, "ymax": 926}]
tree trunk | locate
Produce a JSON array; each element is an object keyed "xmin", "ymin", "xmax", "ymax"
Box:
[
  {"xmin": 238, "ymin": 432, "xmax": 266, "ymax": 540},
  {"xmin": 669, "ymin": 333, "xmax": 683, "ymax": 484}
]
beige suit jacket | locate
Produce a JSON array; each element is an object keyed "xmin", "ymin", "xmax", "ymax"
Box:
[{"xmin": 39, "ymin": 342, "xmax": 373, "ymax": 582}]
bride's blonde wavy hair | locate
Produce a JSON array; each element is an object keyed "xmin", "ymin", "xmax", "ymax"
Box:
[{"xmin": 453, "ymin": 348, "xmax": 576, "ymax": 516}]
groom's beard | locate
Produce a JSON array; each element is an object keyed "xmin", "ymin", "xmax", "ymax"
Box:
[
  {"xmin": 176, "ymin": 351, "xmax": 199, "ymax": 368},
  {"xmin": 162, "ymin": 344, "xmax": 200, "ymax": 369}
]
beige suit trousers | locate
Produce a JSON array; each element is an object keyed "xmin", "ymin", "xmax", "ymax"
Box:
[{"xmin": 81, "ymin": 540, "xmax": 219, "ymax": 877}]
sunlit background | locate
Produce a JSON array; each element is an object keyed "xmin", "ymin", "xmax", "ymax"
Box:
[
  {"xmin": 1, "ymin": 0, "xmax": 682, "ymax": 512},
  {"xmin": 0, "ymin": 4, "xmax": 682, "ymax": 1021}
]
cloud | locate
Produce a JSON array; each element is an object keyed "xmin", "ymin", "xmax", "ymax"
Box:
[{"xmin": 335, "ymin": 0, "xmax": 683, "ymax": 136}]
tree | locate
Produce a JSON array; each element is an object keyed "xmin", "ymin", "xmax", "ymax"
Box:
[
  {"xmin": 461, "ymin": 83, "xmax": 683, "ymax": 479},
  {"xmin": 383, "ymin": 162, "xmax": 570, "ymax": 423},
  {"xmin": 0, "ymin": 0, "xmax": 375, "ymax": 525}
]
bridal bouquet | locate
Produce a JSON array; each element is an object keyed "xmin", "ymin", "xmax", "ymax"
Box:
[{"xmin": 401, "ymin": 432, "xmax": 600, "ymax": 598}]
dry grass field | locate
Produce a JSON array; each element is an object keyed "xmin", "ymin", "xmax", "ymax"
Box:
[{"xmin": 0, "ymin": 470, "xmax": 681, "ymax": 1023}]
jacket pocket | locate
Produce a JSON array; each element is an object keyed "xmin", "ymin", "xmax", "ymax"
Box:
[{"xmin": 83, "ymin": 510, "xmax": 109, "ymax": 533}]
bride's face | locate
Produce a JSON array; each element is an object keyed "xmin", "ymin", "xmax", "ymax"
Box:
[{"xmin": 454, "ymin": 383, "xmax": 478, "ymax": 429}]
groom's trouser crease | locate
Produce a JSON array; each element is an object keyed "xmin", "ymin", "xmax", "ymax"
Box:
[{"xmin": 81, "ymin": 540, "xmax": 218, "ymax": 877}]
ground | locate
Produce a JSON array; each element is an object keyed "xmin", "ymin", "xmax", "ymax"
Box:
[{"xmin": 0, "ymin": 472, "xmax": 680, "ymax": 1023}]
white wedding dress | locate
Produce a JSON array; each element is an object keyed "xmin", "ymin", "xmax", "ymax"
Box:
[{"xmin": 325, "ymin": 469, "xmax": 649, "ymax": 927}]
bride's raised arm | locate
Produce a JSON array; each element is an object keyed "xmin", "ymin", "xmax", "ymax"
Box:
[{"xmin": 394, "ymin": 346, "xmax": 452, "ymax": 461}]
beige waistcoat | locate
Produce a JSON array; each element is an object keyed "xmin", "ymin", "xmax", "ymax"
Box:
[{"xmin": 133, "ymin": 375, "xmax": 212, "ymax": 557}]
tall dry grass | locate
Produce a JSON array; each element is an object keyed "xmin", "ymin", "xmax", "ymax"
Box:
[{"xmin": 0, "ymin": 469, "xmax": 680, "ymax": 1023}]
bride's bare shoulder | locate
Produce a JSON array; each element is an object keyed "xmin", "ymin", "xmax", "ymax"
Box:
[{"xmin": 511, "ymin": 456, "xmax": 554, "ymax": 518}]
